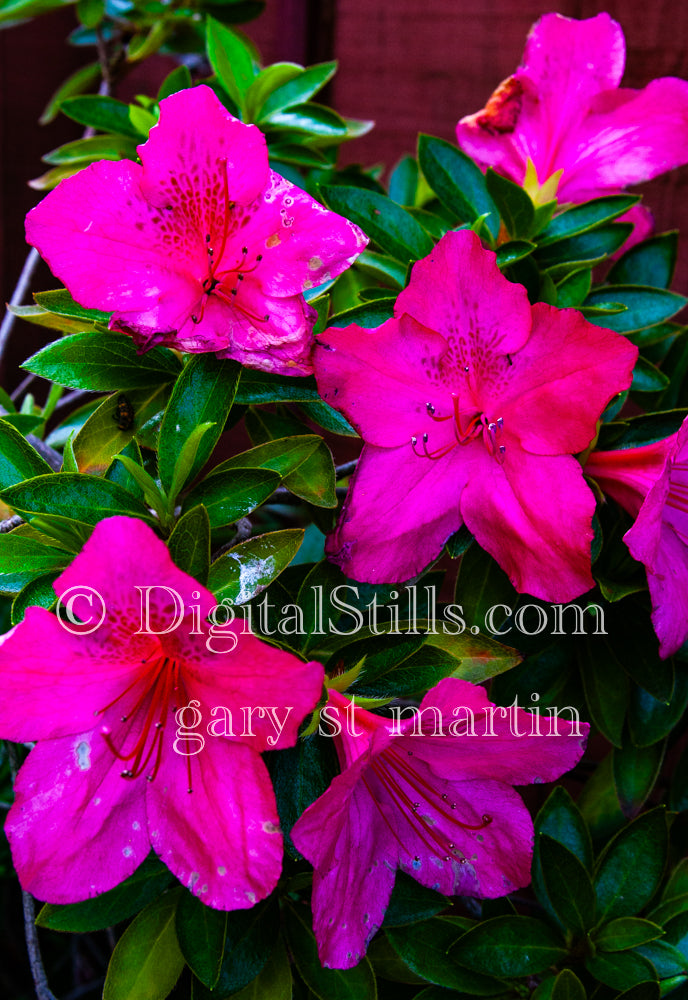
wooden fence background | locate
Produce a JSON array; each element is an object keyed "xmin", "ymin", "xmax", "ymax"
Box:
[{"xmin": 2, "ymin": 0, "xmax": 688, "ymax": 386}]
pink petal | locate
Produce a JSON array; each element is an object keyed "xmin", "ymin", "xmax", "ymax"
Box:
[
  {"xmin": 147, "ymin": 738, "xmax": 282, "ymax": 909},
  {"xmin": 139, "ymin": 85, "xmax": 268, "ymax": 209},
  {"xmin": 25, "ymin": 158, "xmax": 202, "ymax": 322},
  {"xmin": 6, "ymin": 732, "xmax": 149, "ymax": 902},
  {"xmin": 326, "ymin": 442, "xmax": 471, "ymax": 583},
  {"xmin": 498, "ymin": 303, "xmax": 637, "ymax": 456},
  {"xmin": 292, "ymin": 752, "xmax": 397, "ymax": 969},
  {"xmin": 315, "ymin": 315, "xmax": 451, "ymax": 447},
  {"xmin": 460, "ymin": 448, "xmax": 597, "ymax": 601},
  {"xmin": 417, "ymin": 678, "xmax": 589, "ymax": 786},
  {"xmin": 395, "ymin": 231, "xmax": 533, "ymax": 363},
  {"xmin": 585, "ymin": 437, "xmax": 676, "ymax": 519}
]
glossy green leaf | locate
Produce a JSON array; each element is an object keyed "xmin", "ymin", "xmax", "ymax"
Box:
[
  {"xmin": 450, "ymin": 916, "xmax": 566, "ymax": 977},
  {"xmin": 244, "ymin": 61, "xmax": 302, "ymax": 119},
  {"xmin": 328, "ymin": 298, "xmax": 396, "ymax": 329},
  {"xmin": 182, "ymin": 468, "xmax": 280, "ymax": 527},
  {"xmin": 321, "ymin": 185, "xmax": 434, "ymax": 263},
  {"xmin": 632, "ymin": 357, "xmax": 670, "ymax": 392},
  {"xmin": 1, "ymin": 473, "xmax": 155, "ymax": 526},
  {"xmin": 24, "ymin": 330, "xmax": 182, "ymax": 390},
  {"xmin": 36, "ymin": 856, "xmax": 175, "ymax": 932},
  {"xmin": 608, "ymin": 233, "xmax": 678, "ymax": 289},
  {"xmin": 158, "ymin": 64, "xmax": 193, "ymax": 100},
  {"xmin": 551, "ymin": 969, "xmax": 586, "ymax": 1000},
  {"xmin": 234, "ymin": 370, "xmax": 321, "ymax": 404},
  {"xmin": 0, "ymin": 418, "xmax": 53, "ymax": 488},
  {"xmin": 285, "ymin": 903, "xmax": 377, "ymax": 1000},
  {"xmin": 32, "ymin": 288, "xmax": 109, "ymax": 323},
  {"xmin": 167, "ymin": 505, "xmax": 211, "ymax": 584},
  {"xmin": 382, "ymin": 872, "xmax": 448, "ymax": 927},
  {"xmin": 259, "ymin": 61, "xmax": 337, "ymax": 118},
  {"xmin": 585, "ymin": 951, "xmax": 657, "ymax": 991},
  {"xmin": 177, "ymin": 893, "xmax": 226, "ymax": 989},
  {"xmin": 206, "ymin": 17, "xmax": 256, "ymax": 109},
  {"xmin": 417, "ymin": 134, "xmax": 499, "ymax": 238},
  {"xmin": 103, "ymin": 890, "xmax": 184, "ymax": 1000},
  {"xmin": 539, "ymin": 835, "xmax": 596, "ymax": 934},
  {"xmin": 228, "ymin": 938, "xmax": 292, "ymax": 1000},
  {"xmin": 0, "ymin": 533, "xmax": 69, "ymax": 594},
  {"xmin": 585, "ymin": 286, "xmax": 687, "ymax": 333},
  {"xmin": 556, "ymin": 269, "xmax": 592, "ymax": 308},
  {"xmin": 74, "ymin": 385, "xmax": 169, "ymax": 477},
  {"xmin": 613, "ymin": 741, "xmax": 665, "ymax": 817},
  {"xmin": 266, "ymin": 103, "xmax": 347, "ymax": 137},
  {"xmin": 636, "ymin": 939, "xmax": 687, "ymax": 978},
  {"xmin": 266, "ymin": 733, "xmax": 339, "ymax": 859},
  {"xmin": 486, "ymin": 169, "xmax": 534, "ymax": 238},
  {"xmin": 11, "ymin": 571, "xmax": 59, "ymax": 623},
  {"xmin": 579, "ymin": 635, "xmax": 629, "ymax": 747},
  {"xmin": 192, "ymin": 898, "xmax": 279, "ymax": 999},
  {"xmin": 535, "ymin": 224, "xmax": 632, "ymax": 276},
  {"xmin": 538, "ymin": 195, "xmax": 639, "ymax": 245},
  {"xmin": 39, "ymin": 60, "xmax": 101, "ymax": 125},
  {"xmin": 43, "ymin": 133, "xmax": 139, "ymax": 164},
  {"xmin": 594, "ymin": 808, "xmax": 668, "ymax": 922},
  {"xmin": 208, "ymin": 528, "xmax": 304, "ymax": 604},
  {"xmin": 61, "ymin": 94, "xmax": 155, "ymax": 139},
  {"xmin": 388, "ymin": 919, "xmax": 505, "ymax": 993},
  {"xmin": 388, "ymin": 155, "xmax": 419, "ymax": 206},
  {"xmin": 629, "ymin": 669, "xmax": 688, "ymax": 747},
  {"xmin": 596, "ymin": 918, "xmax": 664, "ymax": 952},
  {"xmin": 495, "ymin": 240, "xmax": 536, "ymax": 268},
  {"xmin": 535, "ymin": 786, "xmax": 593, "ymax": 872}
]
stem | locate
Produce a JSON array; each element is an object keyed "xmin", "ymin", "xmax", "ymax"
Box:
[
  {"xmin": 6, "ymin": 743, "xmax": 59, "ymax": 1000},
  {"xmin": 0, "ymin": 248, "xmax": 41, "ymax": 361},
  {"xmin": 335, "ymin": 460, "xmax": 357, "ymax": 479}
]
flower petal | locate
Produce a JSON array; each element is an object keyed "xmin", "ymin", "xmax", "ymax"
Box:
[
  {"xmin": 585, "ymin": 437, "xmax": 676, "ymax": 519},
  {"xmin": 6, "ymin": 732, "xmax": 149, "ymax": 902},
  {"xmin": 460, "ymin": 449, "xmax": 596, "ymax": 601},
  {"xmin": 147, "ymin": 738, "xmax": 282, "ymax": 909},
  {"xmin": 498, "ymin": 303, "xmax": 637, "ymax": 456}
]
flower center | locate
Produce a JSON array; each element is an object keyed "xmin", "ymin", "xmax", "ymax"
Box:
[
  {"xmin": 365, "ymin": 744, "xmax": 492, "ymax": 866},
  {"xmin": 190, "ymin": 157, "xmax": 270, "ymax": 328},
  {"xmin": 411, "ymin": 393, "xmax": 505, "ymax": 464},
  {"xmin": 95, "ymin": 653, "xmax": 193, "ymax": 791}
]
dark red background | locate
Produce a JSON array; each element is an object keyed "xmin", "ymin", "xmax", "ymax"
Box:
[{"xmin": 3, "ymin": 0, "xmax": 688, "ymax": 387}]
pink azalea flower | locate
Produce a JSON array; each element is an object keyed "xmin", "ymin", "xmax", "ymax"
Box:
[
  {"xmin": 291, "ymin": 682, "xmax": 588, "ymax": 969},
  {"xmin": 0, "ymin": 516, "xmax": 324, "ymax": 907},
  {"xmin": 456, "ymin": 12, "xmax": 688, "ymax": 206},
  {"xmin": 315, "ymin": 230, "xmax": 637, "ymax": 601},
  {"xmin": 584, "ymin": 435, "xmax": 677, "ymax": 519},
  {"xmin": 623, "ymin": 418, "xmax": 688, "ymax": 657},
  {"xmin": 25, "ymin": 85, "xmax": 367, "ymax": 375}
]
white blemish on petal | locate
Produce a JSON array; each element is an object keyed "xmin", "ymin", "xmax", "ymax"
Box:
[
  {"xmin": 94, "ymin": 798, "xmax": 101, "ymax": 806},
  {"xmin": 132, "ymin": 821, "xmax": 141, "ymax": 831},
  {"xmin": 217, "ymin": 866, "xmax": 227, "ymax": 876},
  {"xmin": 76, "ymin": 741, "xmax": 91, "ymax": 770},
  {"xmin": 201, "ymin": 884, "xmax": 209, "ymax": 894},
  {"xmin": 188, "ymin": 871, "xmax": 200, "ymax": 888},
  {"xmin": 123, "ymin": 846, "xmax": 133, "ymax": 858},
  {"xmin": 262, "ymin": 821, "xmax": 279, "ymax": 834},
  {"xmin": 246, "ymin": 891, "xmax": 256, "ymax": 903},
  {"xmin": 308, "ymin": 256, "xmax": 322, "ymax": 271}
]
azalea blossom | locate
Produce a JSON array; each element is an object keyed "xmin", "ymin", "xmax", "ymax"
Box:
[
  {"xmin": 291, "ymin": 682, "xmax": 588, "ymax": 969},
  {"xmin": 0, "ymin": 516, "xmax": 324, "ymax": 907},
  {"xmin": 623, "ymin": 419, "xmax": 688, "ymax": 657},
  {"xmin": 584, "ymin": 435, "xmax": 677, "ymax": 519},
  {"xmin": 456, "ymin": 12, "xmax": 688, "ymax": 206},
  {"xmin": 25, "ymin": 85, "xmax": 367, "ymax": 375},
  {"xmin": 315, "ymin": 230, "xmax": 637, "ymax": 601}
]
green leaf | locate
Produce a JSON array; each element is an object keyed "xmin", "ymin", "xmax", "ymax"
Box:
[
  {"xmin": 11, "ymin": 572, "xmax": 59, "ymax": 623},
  {"xmin": 228, "ymin": 938, "xmax": 292, "ymax": 1000},
  {"xmin": 285, "ymin": 902, "xmax": 377, "ymax": 1000},
  {"xmin": 585, "ymin": 951, "xmax": 657, "ymax": 991},
  {"xmin": 166, "ymin": 422, "xmax": 216, "ymax": 505},
  {"xmin": 112, "ymin": 454, "xmax": 168, "ymax": 518},
  {"xmin": 539, "ymin": 835, "xmax": 596, "ymax": 934},
  {"xmin": 382, "ymin": 872, "xmax": 448, "ymax": 927},
  {"xmin": 556, "ymin": 269, "xmax": 592, "ymax": 308},
  {"xmin": 532, "ymin": 787, "xmax": 593, "ymax": 923},
  {"xmin": 193, "ymin": 898, "xmax": 279, "ymax": 999},
  {"xmin": 24, "ymin": 330, "xmax": 182, "ymax": 391},
  {"xmin": 485, "ymin": 169, "xmax": 535, "ymax": 238},
  {"xmin": 632, "ymin": 358, "xmax": 670, "ymax": 392},
  {"xmin": 636, "ymin": 939, "xmax": 687, "ymax": 978},
  {"xmin": 234, "ymin": 370, "xmax": 321, "ymax": 405},
  {"xmin": 266, "ymin": 733, "xmax": 339, "ymax": 859},
  {"xmin": 73, "ymin": 385, "xmax": 169, "ymax": 476},
  {"xmin": 61, "ymin": 94, "xmax": 155, "ymax": 139},
  {"xmin": 298, "ymin": 399, "xmax": 357, "ymax": 438},
  {"xmin": 328, "ymin": 299, "xmax": 396, "ymax": 329},
  {"xmin": 2, "ymin": 413, "xmax": 43, "ymax": 435},
  {"xmin": 389, "ymin": 155, "xmax": 419, "ymax": 206},
  {"xmin": 244, "ymin": 61, "xmax": 302, "ymax": 119},
  {"xmin": 584, "ymin": 286, "xmax": 687, "ymax": 333},
  {"xmin": 259, "ymin": 61, "xmax": 337, "ymax": 119},
  {"xmin": 283, "ymin": 441, "xmax": 337, "ymax": 507},
  {"xmin": 43, "ymin": 133, "xmax": 139, "ymax": 164},
  {"xmin": 423, "ymin": 629, "xmax": 522, "ymax": 685},
  {"xmin": 1, "ymin": 473, "xmax": 155, "ymax": 527},
  {"xmin": 176, "ymin": 893, "xmax": 226, "ymax": 989},
  {"xmin": 208, "ymin": 528, "xmax": 304, "ymax": 604},
  {"xmin": 39, "ymin": 60, "xmax": 101, "ymax": 124},
  {"xmin": 215, "ymin": 434, "xmax": 321, "ymax": 479},
  {"xmin": 597, "ymin": 409, "xmax": 688, "ymax": 450},
  {"xmin": 450, "ymin": 916, "xmax": 567, "ymax": 977},
  {"xmin": 495, "ymin": 241, "xmax": 536, "ymax": 268},
  {"xmin": 417, "ymin": 134, "xmax": 499, "ymax": 239},
  {"xmin": 594, "ymin": 808, "xmax": 668, "ymax": 923},
  {"xmin": 551, "ymin": 969, "xmax": 586, "ymax": 1000},
  {"xmin": 538, "ymin": 195, "xmax": 639, "ymax": 245},
  {"xmin": 182, "ymin": 469, "xmax": 280, "ymax": 528},
  {"xmin": 613, "ymin": 741, "xmax": 665, "ymax": 818},
  {"xmin": 157, "ymin": 64, "xmax": 193, "ymax": 100},
  {"xmin": 321, "ymin": 185, "xmax": 434, "ymax": 263},
  {"xmin": 207, "ymin": 17, "xmax": 257, "ymax": 110},
  {"xmin": 608, "ymin": 233, "xmax": 678, "ymax": 289},
  {"xmin": 534, "ymin": 224, "xmax": 632, "ymax": 276},
  {"xmin": 265, "ymin": 102, "xmax": 347, "ymax": 137},
  {"xmin": 596, "ymin": 918, "xmax": 664, "ymax": 952},
  {"xmin": 579, "ymin": 635, "xmax": 629, "ymax": 747},
  {"xmin": 36, "ymin": 856, "xmax": 175, "ymax": 932},
  {"xmin": 168, "ymin": 506, "xmax": 211, "ymax": 583},
  {"xmin": 388, "ymin": 919, "xmax": 506, "ymax": 994},
  {"xmin": 103, "ymin": 890, "xmax": 184, "ymax": 1000},
  {"xmin": 0, "ymin": 418, "xmax": 53, "ymax": 489},
  {"xmin": 32, "ymin": 288, "xmax": 110, "ymax": 324},
  {"xmin": 0, "ymin": 533, "xmax": 69, "ymax": 595},
  {"xmin": 456, "ymin": 541, "xmax": 516, "ymax": 637}
]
